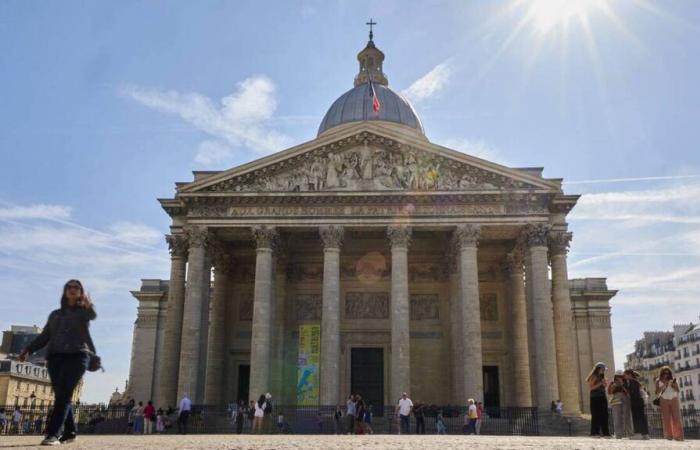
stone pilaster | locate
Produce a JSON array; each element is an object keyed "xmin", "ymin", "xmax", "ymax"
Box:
[
  {"xmin": 504, "ymin": 249, "xmax": 532, "ymax": 407},
  {"xmin": 549, "ymin": 231, "xmax": 581, "ymax": 414},
  {"xmin": 454, "ymin": 224, "xmax": 483, "ymax": 403},
  {"xmin": 248, "ymin": 225, "xmax": 277, "ymax": 400},
  {"xmin": 177, "ymin": 226, "xmax": 210, "ymax": 403},
  {"xmin": 523, "ymin": 224, "xmax": 559, "ymax": 410},
  {"xmin": 204, "ymin": 241, "xmax": 233, "ymax": 406},
  {"xmin": 387, "ymin": 225, "xmax": 411, "ymax": 401},
  {"xmin": 319, "ymin": 225, "xmax": 343, "ymax": 405},
  {"xmin": 155, "ymin": 234, "xmax": 188, "ymax": 408}
]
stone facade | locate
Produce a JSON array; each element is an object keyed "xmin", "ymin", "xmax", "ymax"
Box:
[{"xmin": 125, "ymin": 35, "xmax": 618, "ymax": 414}]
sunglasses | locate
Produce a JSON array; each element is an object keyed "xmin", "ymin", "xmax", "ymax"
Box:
[{"xmin": 66, "ymin": 284, "xmax": 82, "ymax": 290}]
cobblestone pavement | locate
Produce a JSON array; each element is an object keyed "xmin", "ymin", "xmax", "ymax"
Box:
[{"xmin": 0, "ymin": 435, "xmax": 698, "ymax": 450}]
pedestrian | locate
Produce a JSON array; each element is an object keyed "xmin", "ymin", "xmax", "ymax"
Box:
[
  {"xmin": 345, "ymin": 394, "xmax": 356, "ymax": 434},
  {"xmin": 623, "ymin": 369, "xmax": 650, "ymax": 440},
  {"xmin": 235, "ymin": 400, "xmax": 245, "ymax": 434},
  {"xmin": 607, "ymin": 371, "xmax": 631, "ymax": 438},
  {"xmin": 247, "ymin": 400, "xmax": 256, "ymax": 433},
  {"xmin": 132, "ymin": 401, "xmax": 144, "ymax": 434},
  {"xmin": 436, "ymin": 410, "xmax": 447, "ymax": 435},
  {"xmin": 476, "ymin": 402, "xmax": 484, "ymax": 434},
  {"xmin": 655, "ymin": 366, "xmax": 683, "ymax": 441},
  {"xmin": 156, "ymin": 408, "xmax": 165, "ymax": 433},
  {"xmin": 464, "ymin": 399, "xmax": 477, "ymax": 435},
  {"xmin": 396, "ymin": 392, "xmax": 413, "ymax": 435},
  {"xmin": 550, "ymin": 400, "xmax": 556, "ymax": 415},
  {"xmin": 18, "ymin": 279, "xmax": 98, "ymax": 446},
  {"xmin": 253, "ymin": 394, "xmax": 267, "ymax": 434},
  {"xmin": 355, "ymin": 395, "xmax": 366, "ymax": 434},
  {"xmin": 586, "ymin": 362, "xmax": 610, "ymax": 437},
  {"xmin": 363, "ymin": 404, "xmax": 374, "ymax": 434},
  {"xmin": 555, "ymin": 400, "xmax": 563, "ymax": 417},
  {"xmin": 0, "ymin": 407, "xmax": 6, "ymax": 434},
  {"xmin": 143, "ymin": 401, "xmax": 155, "ymax": 434},
  {"xmin": 12, "ymin": 406, "xmax": 22, "ymax": 434},
  {"xmin": 333, "ymin": 404, "xmax": 342, "ymax": 434},
  {"xmin": 413, "ymin": 401, "xmax": 425, "ymax": 434},
  {"xmin": 177, "ymin": 393, "xmax": 191, "ymax": 434}
]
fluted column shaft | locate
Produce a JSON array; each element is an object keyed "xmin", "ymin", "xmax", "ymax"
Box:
[
  {"xmin": 448, "ymin": 256, "xmax": 464, "ymax": 401},
  {"xmin": 550, "ymin": 231, "xmax": 581, "ymax": 414},
  {"xmin": 455, "ymin": 225, "xmax": 483, "ymax": 403},
  {"xmin": 505, "ymin": 251, "xmax": 532, "ymax": 407},
  {"xmin": 320, "ymin": 226, "xmax": 343, "ymax": 405},
  {"xmin": 204, "ymin": 243, "xmax": 232, "ymax": 405},
  {"xmin": 388, "ymin": 225, "xmax": 411, "ymax": 401},
  {"xmin": 177, "ymin": 227, "xmax": 210, "ymax": 403},
  {"xmin": 523, "ymin": 224, "xmax": 559, "ymax": 410},
  {"xmin": 248, "ymin": 226, "xmax": 277, "ymax": 400},
  {"xmin": 156, "ymin": 234, "xmax": 188, "ymax": 408}
]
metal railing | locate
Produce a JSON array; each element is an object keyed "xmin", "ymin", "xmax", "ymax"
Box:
[
  {"xmin": 0, "ymin": 404, "xmax": 538, "ymax": 436},
  {"xmin": 607, "ymin": 405, "xmax": 700, "ymax": 439}
]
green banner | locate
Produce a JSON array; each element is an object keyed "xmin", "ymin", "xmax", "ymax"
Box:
[{"xmin": 296, "ymin": 324, "xmax": 320, "ymax": 405}]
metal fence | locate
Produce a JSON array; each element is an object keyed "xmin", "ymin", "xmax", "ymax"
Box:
[
  {"xmin": 1, "ymin": 403, "xmax": 698, "ymax": 437},
  {"xmin": 0, "ymin": 404, "xmax": 537, "ymax": 436}
]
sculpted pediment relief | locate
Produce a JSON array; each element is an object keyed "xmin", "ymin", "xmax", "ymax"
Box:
[{"xmin": 195, "ymin": 132, "xmax": 546, "ymax": 193}]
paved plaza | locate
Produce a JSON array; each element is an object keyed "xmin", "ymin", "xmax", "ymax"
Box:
[{"xmin": 0, "ymin": 435, "xmax": 698, "ymax": 450}]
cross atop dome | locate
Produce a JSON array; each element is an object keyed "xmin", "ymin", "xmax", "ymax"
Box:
[{"xmin": 354, "ymin": 19, "xmax": 389, "ymax": 87}]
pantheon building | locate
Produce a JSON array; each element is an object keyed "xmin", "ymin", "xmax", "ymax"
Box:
[{"xmin": 125, "ymin": 34, "xmax": 617, "ymax": 415}]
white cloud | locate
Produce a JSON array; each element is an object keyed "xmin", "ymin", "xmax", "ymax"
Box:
[
  {"xmin": 0, "ymin": 202, "xmax": 168, "ymax": 403},
  {"xmin": 120, "ymin": 75, "xmax": 292, "ymax": 162},
  {"xmin": 0, "ymin": 204, "xmax": 72, "ymax": 221},
  {"xmin": 441, "ymin": 137, "xmax": 506, "ymax": 164},
  {"xmin": 194, "ymin": 140, "xmax": 234, "ymax": 166},
  {"xmin": 402, "ymin": 62, "xmax": 452, "ymax": 102}
]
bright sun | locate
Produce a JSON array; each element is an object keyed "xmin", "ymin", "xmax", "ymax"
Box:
[{"xmin": 524, "ymin": 0, "xmax": 609, "ymax": 34}]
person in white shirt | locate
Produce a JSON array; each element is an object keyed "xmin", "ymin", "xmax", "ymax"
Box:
[
  {"xmin": 465, "ymin": 399, "xmax": 478, "ymax": 435},
  {"xmin": 395, "ymin": 392, "xmax": 413, "ymax": 434},
  {"xmin": 12, "ymin": 407, "xmax": 22, "ymax": 434},
  {"xmin": 253, "ymin": 394, "xmax": 267, "ymax": 434},
  {"xmin": 655, "ymin": 366, "xmax": 683, "ymax": 441},
  {"xmin": 177, "ymin": 394, "xmax": 192, "ymax": 434}
]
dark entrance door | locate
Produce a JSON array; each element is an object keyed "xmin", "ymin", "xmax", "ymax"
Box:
[
  {"xmin": 237, "ymin": 364, "xmax": 250, "ymax": 402},
  {"xmin": 351, "ymin": 348, "xmax": 384, "ymax": 415},
  {"xmin": 483, "ymin": 365, "xmax": 500, "ymax": 414}
]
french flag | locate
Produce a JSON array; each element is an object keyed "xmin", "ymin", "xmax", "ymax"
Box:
[{"xmin": 368, "ymin": 76, "xmax": 380, "ymax": 113}]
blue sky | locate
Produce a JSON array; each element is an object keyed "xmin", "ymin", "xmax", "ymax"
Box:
[{"xmin": 1, "ymin": 0, "xmax": 699, "ymax": 403}]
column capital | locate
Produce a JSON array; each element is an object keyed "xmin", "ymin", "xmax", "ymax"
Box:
[
  {"xmin": 522, "ymin": 223, "xmax": 551, "ymax": 248},
  {"xmin": 184, "ymin": 226, "xmax": 210, "ymax": 249},
  {"xmin": 454, "ymin": 224, "xmax": 481, "ymax": 248},
  {"xmin": 387, "ymin": 225, "xmax": 412, "ymax": 248},
  {"xmin": 319, "ymin": 225, "xmax": 344, "ymax": 250},
  {"xmin": 251, "ymin": 225, "xmax": 278, "ymax": 250},
  {"xmin": 549, "ymin": 231, "xmax": 572, "ymax": 256},
  {"xmin": 502, "ymin": 250, "xmax": 524, "ymax": 277},
  {"xmin": 165, "ymin": 234, "xmax": 189, "ymax": 258}
]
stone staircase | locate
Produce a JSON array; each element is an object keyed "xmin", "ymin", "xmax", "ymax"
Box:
[{"xmin": 538, "ymin": 412, "xmax": 591, "ymax": 436}]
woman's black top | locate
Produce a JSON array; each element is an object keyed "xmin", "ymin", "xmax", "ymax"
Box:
[{"xmin": 25, "ymin": 305, "xmax": 97, "ymax": 355}]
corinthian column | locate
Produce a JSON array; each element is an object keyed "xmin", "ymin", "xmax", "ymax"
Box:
[
  {"xmin": 504, "ymin": 250, "xmax": 532, "ymax": 407},
  {"xmin": 454, "ymin": 224, "xmax": 483, "ymax": 403},
  {"xmin": 248, "ymin": 226, "xmax": 277, "ymax": 400},
  {"xmin": 155, "ymin": 234, "xmax": 188, "ymax": 408},
  {"xmin": 550, "ymin": 231, "xmax": 581, "ymax": 414},
  {"xmin": 177, "ymin": 226, "xmax": 210, "ymax": 403},
  {"xmin": 319, "ymin": 225, "xmax": 343, "ymax": 406},
  {"xmin": 204, "ymin": 241, "xmax": 233, "ymax": 406},
  {"xmin": 387, "ymin": 225, "xmax": 411, "ymax": 401},
  {"xmin": 523, "ymin": 224, "xmax": 559, "ymax": 410}
]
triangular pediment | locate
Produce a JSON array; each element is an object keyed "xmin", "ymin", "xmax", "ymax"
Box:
[{"xmin": 179, "ymin": 122, "xmax": 561, "ymax": 195}]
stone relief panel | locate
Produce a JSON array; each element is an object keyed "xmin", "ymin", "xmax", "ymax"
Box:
[
  {"xmin": 296, "ymin": 294, "xmax": 322, "ymax": 321},
  {"xmin": 479, "ymin": 293, "xmax": 499, "ymax": 321},
  {"xmin": 201, "ymin": 133, "xmax": 539, "ymax": 193},
  {"xmin": 410, "ymin": 294, "xmax": 440, "ymax": 320},
  {"xmin": 239, "ymin": 293, "xmax": 253, "ymax": 321},
  {"xmin": 409, "ymin": 264, "xmax": 448, "ymax": 282},
  {"xmin": 345, "ymin": 292, "xmax": 389, "ymax": 319}
]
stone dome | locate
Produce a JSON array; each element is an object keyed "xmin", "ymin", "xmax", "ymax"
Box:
[{"xmin": 317, "ymin": 83, "xmax": 424, "ymax": 137}]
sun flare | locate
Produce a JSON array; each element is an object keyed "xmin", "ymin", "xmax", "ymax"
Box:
[{"xmin": 523, "ymin": 0, "xmax": 610, "ymax": 35}]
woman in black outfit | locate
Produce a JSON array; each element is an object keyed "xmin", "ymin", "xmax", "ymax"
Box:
[
  {"xmin": 623, "ymin": 369, "xmax": 650, "ymax": 440},
  {"xmin": 19, "ymin": 279, "xmax": 97, "ymax": 446},
  {"xmin": 586, "ymin": 362, "xmax": 610, "ymax": 437}
]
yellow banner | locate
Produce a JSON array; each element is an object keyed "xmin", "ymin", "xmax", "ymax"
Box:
[{"xmin": 296, "ymin": 324, "xmax": 320, "ymax": 405}]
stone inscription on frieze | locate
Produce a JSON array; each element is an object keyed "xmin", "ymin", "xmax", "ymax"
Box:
[
  {"xmin": 345, "ymin": 292, "xmax": 389, "ymax": 319},
  {"xmin": 220, "ymin": 204, "xmax": 505, "ymax": 217},
  {"xmin": 203, "ymin": 133, "xmax": 538, "ymax": 193},
  {"xmin": 410, "ymin": 294, "xmax": 440, "ymax": 320}
]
